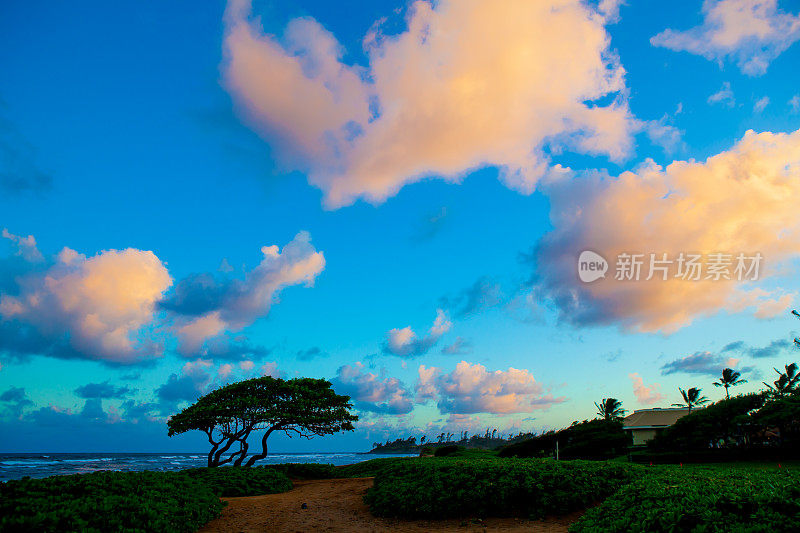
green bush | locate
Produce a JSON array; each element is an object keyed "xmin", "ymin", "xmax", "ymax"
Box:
[
  {"xmin": 433, "ymin": 445, "xmax": 463, "ymax": 457},
  {"xmin": 265, "ymin": 462, "xmax": 338, "ymax": 479},
  {"xmin": 337, "ymin": 457, "xmax": 412, "ymax": 478},
  {"xmin": 364, "ymin": 458, "xmax": 638, "ymax": 519},
  {"xmin": 0, "ymin": 470, "xmax": 224, "ymax": 533},
  {"xmin": 183, "ymin": 466, "xmax": 293, "ymax": 497},
  {"xmin": 499, "ymin": 419, "xmax": 630, "ymax": 460},
  {"xmin": 570, "ymin": 467, "xmax": 800, "ymax": 532}
]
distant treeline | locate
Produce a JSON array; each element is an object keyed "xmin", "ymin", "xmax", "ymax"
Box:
[{"xmin": 368, "ymin": 429, "xmax": 535, "ymax": 453}]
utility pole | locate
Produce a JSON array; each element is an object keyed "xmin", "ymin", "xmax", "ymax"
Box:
[{"xmin": 556, "ymin": 438, "xmax": 559, "ymax": 461}]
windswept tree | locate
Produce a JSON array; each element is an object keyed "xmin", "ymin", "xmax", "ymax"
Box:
[
  {"xmin": 167, "ymin": 376, "xmax": 357, "ymax": 467},
  {"xmin": 713, "ymin": 368, "xmax": 747, "ymax": 399},
  {"xmin": 672, "ymin": 387, "xmax": 709, "ymax": 412},
  {"xmin": 595, "ymin": 398, "xmax": 625, "ymax": 420},
  {"xmin": 763, "ymin": 363, "xmax": 800, "ymax": 397}
]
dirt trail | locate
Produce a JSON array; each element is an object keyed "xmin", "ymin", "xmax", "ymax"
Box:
[{"xmin": 199, "ymin": 477, "xmax": 577, "ymax": 532}]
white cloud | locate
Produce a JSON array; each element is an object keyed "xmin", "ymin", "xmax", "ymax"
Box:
[
  {"xmin": 222, "ymin": 0, "xmax": 638, "ymax": 207},
  {"xmin": 331, "ymin": 362, "xmax": 413, "ymax": 414},
  {"xmin": 708, "ymin": 82, "xmax": 735, "ymax": 107},
  {"xmin": 754, "ymin": 96, "xmax": 770, "ymax": 112},
  {"xmin": 1, "ymin": 245, "xmax": 172, "ymax": 364},
  {"xmin": 416, "ymin": 360, "xmax": 565, "ymax": 414},
  {"xmin": 651, "ymin": 0, "xmax": 800, "ymax": 76},
  {"xmin": 2, "ymin": 229, "xmax": 43, "ymax": 262},
  {"xmin": 169, "ymin": 232, "xmax": 325, "ymax": 354},
  {"xmin": 629, "ymin": 372, "xmax": 664, "ymax": 405},
  {"xmin": 532, "ymin": 128, "xmax": 800, "ymax": 333},
  {"xmin": 384, "ymin": 309, "xmax": 451, "ymax": 357}
]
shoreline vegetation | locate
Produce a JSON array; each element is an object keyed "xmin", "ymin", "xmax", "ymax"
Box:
[{"xmin": 2, "ymin": 456, "xmax": 799, "ymax": 532}]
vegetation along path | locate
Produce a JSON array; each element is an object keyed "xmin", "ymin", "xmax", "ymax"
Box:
[{"xmin": 198, "ymin": 477, "xmax": 578, "ymax": 533}]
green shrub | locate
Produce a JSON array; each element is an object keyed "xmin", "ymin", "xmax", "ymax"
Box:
[
  {"xmin": 265, "ymin": 462, "xmax": 338, "ymax": 479},
  {"xmin": 0, "ymin": 470, "xmax": 223, "ymax": 533},
  {"xmin": 570, "ymin": 467, "xmax": 800, "ymax": 532},
  {"xmin": 337, "ymin": 457, "xmax": 412, "ymax": 478},
  {"xmin": 499, "ymin": 419, "xmax": 630, "ymax": 460},
  {"xmin": 364, "ymin": 458, "xmax": 638, "ymax": 519},
  {"xmin": 183, "ymin": 466, "xmax": 292, "ymax": 497},
  {"xmin": 433, "ymin": 445, "xmax": 463, "ymax": 457}
]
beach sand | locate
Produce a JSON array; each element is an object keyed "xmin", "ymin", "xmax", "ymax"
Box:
[{"xmin": 199, "ymin": 477, "xmax": 578, "ymax": 532}]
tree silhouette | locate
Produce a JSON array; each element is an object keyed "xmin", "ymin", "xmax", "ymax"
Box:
[
  {"xmin": 763, "ymin": 363, "xmax": 799, "ymax": 397},
  {"xmin": 672, "ymin": 387, "xmax": 709, "ymax": 412},
  {"xmin": 713, "ymin": 368, "xmax": 747, "ymax": 399},
  {"xmin": 594, "ymin": 398, "xmax": 625, "ymax": 420},
  {"xmin": 167, "ymin": 376, "xmax": 357, "ymax": 467}
]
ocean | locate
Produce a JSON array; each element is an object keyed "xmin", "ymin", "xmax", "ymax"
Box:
[{"xmin": 0, "ymin": 452, "xmax": 415, "ymax": 481}]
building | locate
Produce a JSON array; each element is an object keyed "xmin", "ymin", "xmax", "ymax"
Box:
[{"xmin": 622, "ymin": 407, "xmax": 691, "ymax": 446}]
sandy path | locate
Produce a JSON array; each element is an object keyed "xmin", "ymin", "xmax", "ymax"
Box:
[{"xmin": 198, "ymin": 477, "xmax": 577, "ymax": 533}]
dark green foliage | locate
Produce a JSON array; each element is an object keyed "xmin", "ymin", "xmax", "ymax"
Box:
[
  {"xmin": 752, "ymin": 390, "xmax": 800, "ymax": 447},
  {"xmin": 433, "ymin": 445, "xmax": 463, "ymax": 457},
  {"xmin": 650, "ymin": 393, "xmax": 767, "ymax": 451},
  {"xmin": 570, "ymin": 467, "xmax": 800, "ymax": 532},
  {"xmin": 167, "ymin": 376, "xmax": 357, "ymax": 467},
  {"xmin": 364, "ymin": 458, "xmax": 638, "ymax": 519},
  {"xmin": 499, "ymin": 419, "xmax": 630, "ymax": 460},
  {"xmin": 182, "ymin": 466, "xmax": 293, "ymax": 496},
  {"xmin": 0, "ymin": 471, "xmax": 224, "ymax": 533},
  {"xmin": 336, "ymin": 457, "xmax": 412, "ymax": 478},
  {"xmin": 264, "ymin": 462, "xmax": 338, "ymax": 479}
]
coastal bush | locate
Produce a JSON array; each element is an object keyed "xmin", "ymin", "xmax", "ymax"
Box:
[
  {"xmin": 183, "ymin": 466, "xmax": 292, "ymax": 496},
  {"xmin": 364, "ymin": 458, "xmax": 638, "ymax": 519},
  {"xmin": 0, "ymin": 470, "xmax": 223, "ymax": 533},
  {"xmin": 499, "ymin": 419, "xmax": 630, "ymax": 460},
  {"xmin": 265, "ymin": 462, "xmax": 338, "ymax": 479},
  {"xmin": 337, "ymin": 457, "xmax": 413, "ymax": 478},
  {"xmin": 570, "ymin": 467, "xmax": 800, "ymax": 532},
  {"xmin": 433, "ymin": 445, "xmax": 463, "ymax": 456}
]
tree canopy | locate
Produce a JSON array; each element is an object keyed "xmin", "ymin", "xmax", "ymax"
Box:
[{"xmin": 167, "ymin": 376, "xmax": 358, "ymax": 467}]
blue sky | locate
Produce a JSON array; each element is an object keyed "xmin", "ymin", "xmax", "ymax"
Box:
[{"xmin": 2, "ymin": 0, "xmax": 800, "ymax": 452}]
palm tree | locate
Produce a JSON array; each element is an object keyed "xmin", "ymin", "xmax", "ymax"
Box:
[
  {"xmin": 713, "ymin": 368, "xmax": 747, "ymax": 399},
  {"xmin": 763, "ymin": 363, "xmax": 799, "ymax": 396},
  {"xmin": 672, "ymin": 387, "xmax": 709, "ymax": 412},
  {"xmin": 594, "ymin": 398, "xmax": 625, "ymax": 420}
]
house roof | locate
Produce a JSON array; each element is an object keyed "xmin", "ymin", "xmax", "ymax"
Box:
[{"xmin": 622, "ymin": 408, "xmax": 690, "ymax": 430}]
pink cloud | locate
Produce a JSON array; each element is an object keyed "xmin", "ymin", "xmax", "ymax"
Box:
[
  {"xmin": 222, "ymin": 0, "xmax": 637, "ymax": 207},
  {"xmin": 629, "ymin": 373, "xmax": 664, "ymax": 405},
  {"xmin": 417, "ymin": 361, "xmax": 565, "ymax": 414}
]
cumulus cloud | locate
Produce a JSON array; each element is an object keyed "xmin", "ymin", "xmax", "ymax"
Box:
[
  {"xmin": 651, "ymin": 0, "xmax": 800, "ymax": 76},
  {"xmin": 383, "ymin": 309, "xmax": 451, "ymax": 357},
  {"xmin": 330, "ymin": 362, "xmax": 413, "ymax": 414},
  {"xmin": 74, "ymin": 381, "xmax": 132, "ymax": 399},
  {"xmin": 161, "ymin": 231, "xmax": 324, "ymax": 355},
  {"xmin": 416, "ymin": 361, "xmax": 565, "ymax": 414},
  {"xmin": 661, "ymin": 351, "xmax": 753, "ymax": 376},
  {"xmin": 629, "ymin": 372, "xmax": 665, "ymax": 405},
  {"xmin": 0, "ymin": 386, "xmax": 33, "ymax": 418},
  {"xmin": 222, "ymin": 0, "xmax": 641, "ymax": 207},
  {"xmin": 156, "ymin": 359, "xmax": 213, "ymax": 406},
  {"xmin": 0, "ymin": 244, "xmax": 172, "ymax": 364},
  {"xmin": 2, "ymin": 229, "xmax": 43, "ymax": 262},
  {"xmin": 530, "ymin": 128, "xmax": 800, "ymax": 333}
]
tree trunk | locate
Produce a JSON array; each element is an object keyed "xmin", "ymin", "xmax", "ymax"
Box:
[{"xmin": 245, "ymin": 426, "xmax": 278, "ymax": 467}]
